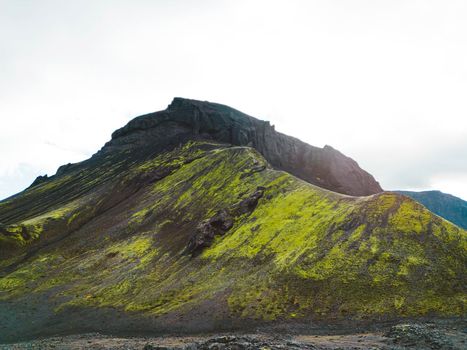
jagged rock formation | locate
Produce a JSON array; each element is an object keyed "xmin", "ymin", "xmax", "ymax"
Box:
[
  {"xmin": 185, "ymin": 186, "xmax": 265, "ymax": 257},
  {"xmin": 105, "ymin": 98, "xmax": 382, "ymax": 196},
  {"xmin": 396, "ymin": 190, "xmax": 467, "ymax": 229},
  {"xmin": 0, "ymin": 99, "xmax": 465, "ymax": 343}
]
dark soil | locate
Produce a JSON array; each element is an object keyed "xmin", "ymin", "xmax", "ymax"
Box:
[{"xmin": 1, "ymin": 321, "xmax": 465, "ymax": 349}]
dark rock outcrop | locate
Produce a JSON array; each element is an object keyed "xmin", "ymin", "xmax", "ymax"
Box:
[
  {"xmin": 386, "ymin": 324, "xmax": 455, "ymax": 349},
  {"xmin": 143, "ymin": 335, "xmax": 317, "ymax": 350},
  {"xmin": 186, "ymin": 187, "xmax": 265, "ymax": 256},
  {"xmin": 186, "ymin": 209, "xmax": 234, "ymax": 256},
  {"xmin": 192, "ymin": 335, "xmax": 317, "ymax": 350},
  {"xmin": 106, "ymin": 98, "xmax": 382, "ymax": 196},
  {"xmin": 28, "ymin": 175, "xmax": 48, "ymax": 188}
]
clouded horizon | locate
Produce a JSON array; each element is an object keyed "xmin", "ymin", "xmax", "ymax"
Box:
[{"xmin": 1, "ymin": 0, "xmax": 467, "ymax": 201}]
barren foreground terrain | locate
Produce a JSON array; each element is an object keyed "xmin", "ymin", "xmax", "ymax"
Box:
[{"xmin": 1, "ymin": 321, "xmax": 465, "ymax": 350}]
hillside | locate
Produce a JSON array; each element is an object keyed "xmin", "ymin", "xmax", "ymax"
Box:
[
  {"xmin": 0, "ymin": 99, "xmax": 465, "ymax": 342},
  {"xmin": 396, "ymin": 190, "xmax": 467, "ymax": 229}
]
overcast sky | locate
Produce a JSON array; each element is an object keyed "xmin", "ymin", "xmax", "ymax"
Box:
[{"xmin": 1, "ymin": 0, "xmax": 467, "ymax": 201}]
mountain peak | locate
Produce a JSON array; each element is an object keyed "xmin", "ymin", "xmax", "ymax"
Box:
[
  {"xmin": 167, "ymin": 97, "xmax": 246, "ymax": 114},
  {"xmin": 107, "ymin": 98, "xmax": 382, "ymax": 196}
]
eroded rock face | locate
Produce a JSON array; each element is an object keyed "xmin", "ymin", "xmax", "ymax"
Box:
[
  {"xmin": 186, "ymin": 209, "xmax": 234, "ymax": 256},
  {"xmin": 185, "ymin": 187, "xmax": 265, "ymax": 256},
  {"xmin": 106, "ymin": 98, "xmax": 382, "ymax": 196}
]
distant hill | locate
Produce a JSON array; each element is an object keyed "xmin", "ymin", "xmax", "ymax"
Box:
[{"xmin": 395, "ymin": 190, "xmax": 467, "ymax": 229}]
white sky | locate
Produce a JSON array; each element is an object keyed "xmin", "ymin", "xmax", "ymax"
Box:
[{"xmin": 1, "ymin": 0, "xmax": 467, "ymax": 201}]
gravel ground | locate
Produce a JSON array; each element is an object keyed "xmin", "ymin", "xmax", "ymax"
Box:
[{"xmin": 1, "ymin": 322, "xmax": 465, "ymax": 350}]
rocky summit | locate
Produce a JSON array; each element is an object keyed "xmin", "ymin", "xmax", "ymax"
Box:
[
  {"xmin": 106, "ymin": 98, "xmax": 382, "ymax": 196},
  {"xmin": 0, "ymin": 98, "xmax": 465, "ymax": 344}
]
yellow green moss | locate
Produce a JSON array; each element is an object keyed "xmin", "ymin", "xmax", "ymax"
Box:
[{"xmin": 1, "ymin": 142, "xmax": 465, "ymax": 322}]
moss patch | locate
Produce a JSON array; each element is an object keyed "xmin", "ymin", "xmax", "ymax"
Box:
[{"xmin": 0, "ymin": 142, "xmax": 465, "ymax": 323}]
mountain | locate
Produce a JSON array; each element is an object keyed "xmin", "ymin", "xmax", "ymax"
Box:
[
  {"xmin": 395, "ymin": 190, "xmax": 467, "ymax": 229},
  {"xmin": 0, "ymin": 98, "xmax": 465, "ymax": 342},
  {"xmin": 106, "ymin": 97, "xmax": 383, "ymax": 196}
]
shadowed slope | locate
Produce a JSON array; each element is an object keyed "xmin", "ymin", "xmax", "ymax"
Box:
[{"xmin": 0, "ymin": 141, "xmax": 465, "ymax": 342}]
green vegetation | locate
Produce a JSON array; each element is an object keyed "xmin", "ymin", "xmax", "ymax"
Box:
[{"xmin": 0, "ymin": 141, "xmax": 465, "ymax": 324}]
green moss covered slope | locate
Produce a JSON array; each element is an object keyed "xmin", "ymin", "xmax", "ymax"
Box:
[{"xmin": 0, "ymin": 141, "xmax": 465, "ymax": 339}]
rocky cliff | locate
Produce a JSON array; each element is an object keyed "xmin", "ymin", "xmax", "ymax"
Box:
[{"xmin": 105, "ymin": 98, "xmax": 382, "ymax": 196}]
